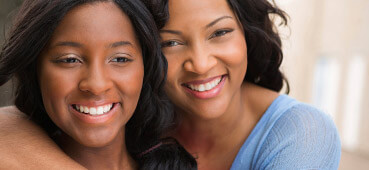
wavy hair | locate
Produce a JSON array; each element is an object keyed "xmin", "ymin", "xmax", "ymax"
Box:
[
  {"xmin": 144, "ymin": 0, "xmax": 290, "ymax": 93},
  {"xmin": 0, "ymin": 0, "xmax": 197, "ymax": 169}
]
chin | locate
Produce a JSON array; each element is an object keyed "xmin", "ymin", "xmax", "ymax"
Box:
[
  {"xmin": 74, "ymin": 128, "xmax": 122, "ymax": 148},
  {"xmin": 188, "ymin": 103, "xmax": 229, "ymax": 120}
]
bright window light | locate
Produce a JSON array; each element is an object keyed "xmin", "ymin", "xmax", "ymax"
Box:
[
  {"xmin": 342, "ymin": 55, "xmax": 366, "ymax": 151},
  {"xmin": 312, "ymin": 56, "xmax": 341, "ymax": 119}
]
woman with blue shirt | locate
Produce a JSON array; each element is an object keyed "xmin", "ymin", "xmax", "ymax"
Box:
[
  {"xmin": 151, "ymin": 0, "xmax": 341, "ymax": 169},
  {"xmin": 0, "ymin": 0, "xmax": 341, "ymax": 169}
]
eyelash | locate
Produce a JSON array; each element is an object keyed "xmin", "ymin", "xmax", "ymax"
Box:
[
  {"xmin": 161, "ymin": 40, "xmax": 182, "ymax": 48},
  {"xmin": 54, "ymin": 56, "xmax": 131, "ymax": 66},
  {"xmin": 161, "ymin": 29, "xmax": 234, "ymax": 48},
  {"xmin": 209, "ymin": 29, "xmax": 234, "ymax": 39},
  {"xmin": 55, "ymin": 57, "xmax": 82, "ymax": 64},
  {"xmin": 111, "ymin": 57, "xmax": 132, "ymax": 63}
]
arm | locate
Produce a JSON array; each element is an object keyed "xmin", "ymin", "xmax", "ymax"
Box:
[{"xmin": 0, "ymin": 106, "xmax": 86, "ymax": 169}]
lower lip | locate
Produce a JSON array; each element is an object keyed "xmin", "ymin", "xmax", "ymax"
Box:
[
  {"xmin": 70, "ymin": 104, "xmax": 119, "ymax": 124},
  {"xmin": 183, "ymin": 76, "xmax": 226, "ymax": 99}
]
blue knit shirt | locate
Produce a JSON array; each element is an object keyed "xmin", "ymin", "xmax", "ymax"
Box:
[{"xmin": 230, "ymin": 95, "xmax": 341, "ymax": 170}]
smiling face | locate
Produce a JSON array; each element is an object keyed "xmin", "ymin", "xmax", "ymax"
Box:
[
  {"xmin": 160, "ymin": 0, "xmax": 247, "ymax": 120},
  {"xmin": 38, "ymin": 2, "xmax": 144, "ymax": 147}
]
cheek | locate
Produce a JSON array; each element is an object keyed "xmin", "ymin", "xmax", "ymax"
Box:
[
  {"xmin": 216, "ymin": 35, "xmax": 248, "ymax": 67},
  {"xmin": 113, "ymin": 63, "xmax": 144, "ymax": 112},
  {"xmin": 40, "ymin": 69, "xmax": 73, "ymax": 100},
  {"xmin": 38, "ymin": 62, "xmax": 76, "ymax": 124},
  {"xmin": 212, "ymin": 34, "xmax": 248, "ymax": 87}
]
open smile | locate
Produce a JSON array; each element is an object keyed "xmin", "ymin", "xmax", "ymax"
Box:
[
  {"xmin": 72, "ymin": 103, "xmax": 116, "ymax": 116},
  {"xmin": 70, "ymin": 102, "xmax": 120, "ymax": 124},
  {"xmin": 182, "ymin": 75, "xmax": 227, "ymax": 99}
]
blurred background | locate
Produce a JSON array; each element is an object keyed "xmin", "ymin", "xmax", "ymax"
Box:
[
  {"xmin": 0, "ymin": 0, "xmax": 22, "ymax": 107},
  {"xmin": 276, "ymin": 0, "xmax": 369, "ymax": 169},
  {"xmin": 0, "ymin": 0, "xmax": 368, "ymax": 169}
]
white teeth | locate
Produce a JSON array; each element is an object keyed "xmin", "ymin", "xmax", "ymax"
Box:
[
  {"xmin": 211, "ymin": 81, "xmax": 216, "ymax": 87},
  {"xmin": 90, "ymin": 108, "xmax": 97, "ymax": 115},
  {"xmin": 205, "ymin": 83, "xmax": 212, "ymax": 90},
  {"xmin": 74, "ymin": 104, "xmax": 113, "ymax": 116},
  {"xmin": 187, "ymin": 77, "xmax": 222, "ymax": 92},
  {"xmin": 84, "ymin": 106, "xmax": 89, "ymax": 113},
  {"xmin": 104, "ymin": 105, "xmax": 110, "ymax": 112},
  {"xmin": 198, "ymin": 84, "xmax": 205, "ymax": 91},
  {"xmin": 97, "ymin": 106, "xmax": 104, "ymax": 115}
]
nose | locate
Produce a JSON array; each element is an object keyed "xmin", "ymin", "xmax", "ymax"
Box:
[
  {"xmin": 79, "ymin": 62, "xmax": 113, "ymax": 95},
  {"xmin": 184, "ymin": 43, "xmax": 217, "ymax": 74}
]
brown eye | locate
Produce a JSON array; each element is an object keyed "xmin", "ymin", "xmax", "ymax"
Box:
[
  {"xmin": 111, "ymin": 57, "xmax": 131, "ymax": 63},
  {"xmin": 209, "ymin": 29, "xmax": 234, "ymax": 39},
  {"xmin": 61, "ymin": 58, "xmax": 80, "ymax": 63},
  {"xmin": 55, "ymin": 55, "xmax": 82, "ymax": 64},
  {"xmin": 52, "ymin": 55, "xmax": 82, "ymax": 68},
  {"xmin": 161, "ymin": 40, "xmax": 182, "ymax": 48}
]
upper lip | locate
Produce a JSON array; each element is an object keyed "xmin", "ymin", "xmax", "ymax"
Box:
[
  {"xmin": 70, "ymin": 101, "xmax": 118, "ymax": 107},
  {"xmin": 182, "ymin": 75, "xmax": 224, "ymax": 85}
]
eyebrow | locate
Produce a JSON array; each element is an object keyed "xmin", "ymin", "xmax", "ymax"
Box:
[
  {"xmin": 159, "ymin": 16, "xmax": 233, "ymax": 35},
  {"xmin": 160, "ymin": 29, "xmax": 182, "ymax": 35},
  {"xmin": 54, "ymin": 41, "xmax": 83, "ymax": 48},
  {"xmin": 52, "ymin": 41, "xmax": 133, "ymax": 48},
  {"xmin": 109, "ymin": 41, "xmax": 133, "ymax": 48},
  {"xmin": 206, "ymin": 16, "xmax": 233, "ymax": 28}
]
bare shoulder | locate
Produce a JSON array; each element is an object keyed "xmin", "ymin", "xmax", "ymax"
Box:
[
  {"xmin": 0, "ymin": 105, "xmax": 41, "ymax": 137},
  {"xmin": 0, "ymin": 105, "xmax": 26, "ymax": 117},
  {"xmin": 0, "ymin": 105, "xmax": 29, "ymax": 126},
  {"xmin": 0, "ymin": 106, "xmax": 86, "ymax": 169}
]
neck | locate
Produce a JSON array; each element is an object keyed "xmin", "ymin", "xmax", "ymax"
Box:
[
  {"xmin": 174, "ymin": 82, "xmax": 278, "ymax": 169},
  {"xmin": 56, "ymin": 130, "xmax": 136, "ymax": 170},
  {"xmin": 176, "ymin": 84, "xmax": 250, "ymax": 153}
]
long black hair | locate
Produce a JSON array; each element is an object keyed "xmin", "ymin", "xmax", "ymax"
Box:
[
  {"xmin": 144, "ymin": 0, "xmax": 290, "ymax": 93},
  {"xmin": 0, "ymin": 0, "xmax": 197, "ymax": 169}
]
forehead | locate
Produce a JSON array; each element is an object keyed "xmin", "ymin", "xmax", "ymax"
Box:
[
  {"xmin": 165, "ymin": 0, "xmax": 236, "ymax": 28},
  {"xmin": 49, "ymin": 2, "xmax": 138, "ymax": 46}
]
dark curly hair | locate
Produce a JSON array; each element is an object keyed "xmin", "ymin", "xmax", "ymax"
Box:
[
  {"xmin": 143, "ymin": 0, "xmax": 290, "ymax": 93},
  {"xmin": 0, "ymin": 0, "xmax": 197, "ymax": 169}
]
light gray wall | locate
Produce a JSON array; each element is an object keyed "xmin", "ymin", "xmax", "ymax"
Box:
[{"xmin": 0, "ymin": 0, "xmax": 23, "ymax": 106}]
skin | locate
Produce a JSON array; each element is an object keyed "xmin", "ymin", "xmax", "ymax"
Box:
[
  {"xmin": 160, "ymin": 0, "xmax": 279, "ymax": 169},
  {"xmin": 38, "ymin": 2, "xmax": 142, "ymax": 169},
  {"xmin": 0, "ymin": 106, "xmax": 85, "ymax": 169},
  {"xmin": 0, "ymin": 0, "xmax": 279, "ymax": 169}
]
